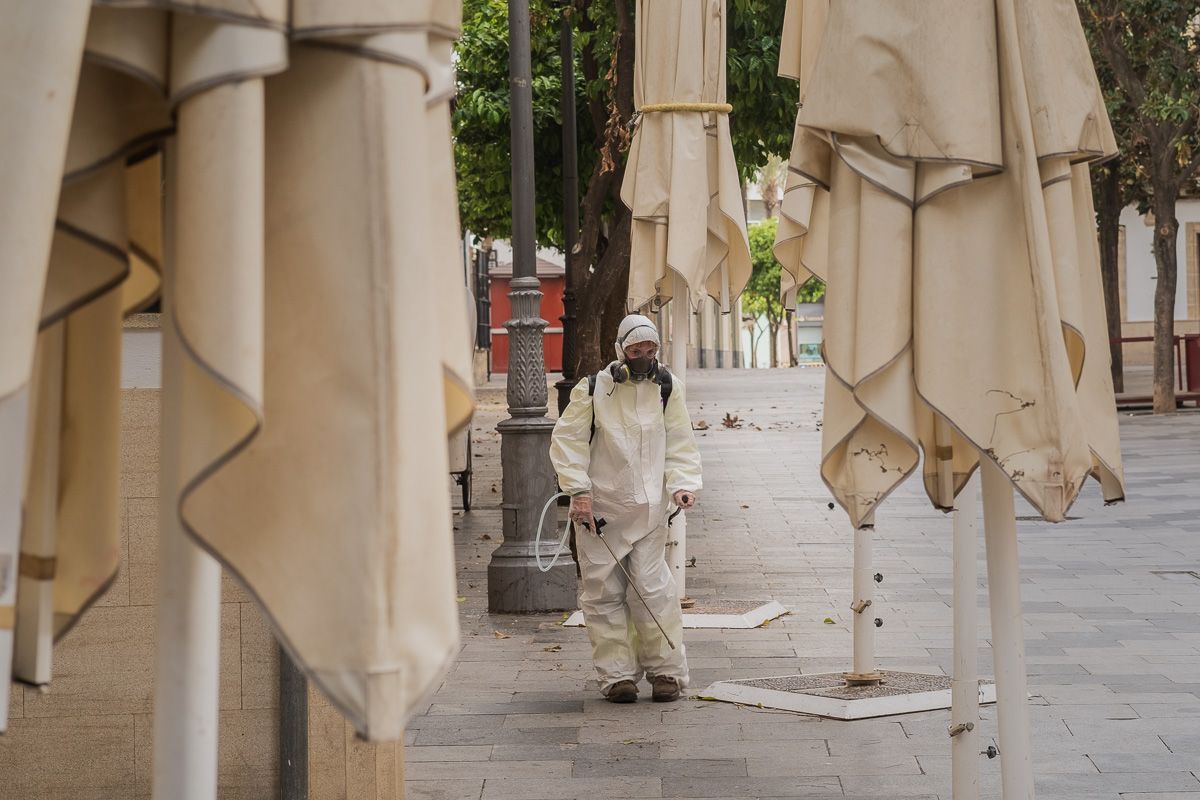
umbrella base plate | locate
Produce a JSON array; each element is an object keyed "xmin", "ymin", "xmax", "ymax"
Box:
[
  {"xmin": 562, "ymin": 599, "xmax": 786, "ymax": 630},
  {"xmin": 699, "ymin": 671, "xmax": 996, "ymax": 720}
]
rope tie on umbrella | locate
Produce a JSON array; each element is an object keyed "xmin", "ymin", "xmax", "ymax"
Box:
[{"xmin": 630, "ymin": 101, "xmax": 733, "ymax": 130}]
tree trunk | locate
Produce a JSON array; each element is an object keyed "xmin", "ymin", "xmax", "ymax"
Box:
[
  {"xmin": 762, "ymin": 182, "xmax": 778, "ymax": 219},
  {"xmin": 600, "ymin": 255, "xmax": 631, "ymax": 362},
  {"xmin": 748, "ymin": 324, "xmax": 759, "ymax": 368},
  {"xmin": 1095, "ymin": 162, "xmax": 1124, "ymax": 393},
  {"xmin": 768, "ymin": 321, "xmax": 779, "ymax": 368},
  {"xmin": 576, "ymin": 302, "xmax": 604, "ymax": 379},
  {"xmin": 1151, "ymin": 187, "xmax": 1179, "ymax": 413},
  {"xmin": 786, "ymin": 309, "xmax": 797, "ymax": 366},
  {"xmin": 576, "ymin": 209, "xmax": 633, "ymax": 378},
  {"xmin": 563, "ymin": 0, "xmax": 635, "ymax": 382}
]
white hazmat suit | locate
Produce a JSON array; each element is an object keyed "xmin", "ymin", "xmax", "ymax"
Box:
[{"xmin": 549, "ymin": 316, "xmax": 702, "ymax": 694}]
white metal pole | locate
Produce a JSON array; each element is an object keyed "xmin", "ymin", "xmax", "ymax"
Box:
[
  {"xmin": 0, "ymin": 387, "xmax": 32, "ymax": 731},
  {"xmin": 13, "ymin": 324, "xmax": 65, "ymax": 686},
  {"xmin": 981, "ymin": 458, "xmax": 1035, "ymax": 800},
  {"xmin": 153, "ymin": 314, "xmax": 222, "ymax": 800},
  {"xmin": 847, "ymin": 522, "xmax": 879, "ymax": 682},
  {"xmin": 951, "ymin": 473, "xmax": 981, "ymax": 800},
  {"xmin": 668, "ymin": 271, "xmax": 689, "ymax": 603},
  {"xmin": 0, "ymin": 0, "xmax": 92, "ymax": 732}
]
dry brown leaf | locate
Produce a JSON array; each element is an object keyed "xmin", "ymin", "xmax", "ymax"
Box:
[
  {"xmin": 493, "ymin": 630, "xmax": 511, "ymax": 639},
  {"xmin": 543, "ymin": 645, "xmax": 562, "ymax": 653}
]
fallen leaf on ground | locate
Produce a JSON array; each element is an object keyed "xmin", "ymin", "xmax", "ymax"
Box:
[
  {"xmin": 693, "ymin": 420, "xmax": 710, "ymax": 430},
  {"xmin": 740, "ymin": 504, "xmax": 750, "ymax": 509},
  {"xmin": 479, "ymin": 533, "xmax": 492, "ymax": 540},
  {"xmin": 722, "ymin": 413, "xmax": 741, "ymax": 428},
  {"xmin": 456, "ymin": 597, "xmax": 467, "ymax": 603},
  {"xmin": 823, "ymin": 617, "xmax": 835, "ymax": 624},
  {"xmin": 493, "ymin": 630, "xmax": 511, "ymax": 639},
  {"xmin": 543, "ymin": 645, "xmax": 562, "ymax": 653}
]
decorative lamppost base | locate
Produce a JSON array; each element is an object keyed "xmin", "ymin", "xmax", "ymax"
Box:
[{"xmin": 487, "ymin": 415, "xmax": 577, "ymax": 613}]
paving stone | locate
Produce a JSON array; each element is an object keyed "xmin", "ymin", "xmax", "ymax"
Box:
[
  {"xmin": 406, "ymin": 779, "xmax": 485, "ymax": 800},
  {"xmin": 406, "ymin": 760, "xmax": 572, "ymax": 780},
  {"xmin": 480, "ymin": 777, "xmax": 662, "ymax": 800},
  {"xmin": 571, "ymin": 758, "xmax": 747, "ymax": 778},
  {"xmin": 661, "ymin": 776, "xmax": 843, "ymax": 798},
  {"xmin": 405, "ymin": 745, "xmax": 493, "ymax": 763}
]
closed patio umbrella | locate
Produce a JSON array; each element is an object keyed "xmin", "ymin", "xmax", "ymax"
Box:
[
  {"xmin": 773, "ymin": 0, "xmax": 1125, "ymax": 796},
  {"xmin": 621, "ymin": 0, "xmax": 752, "ymax": 600},
  {"xmin": 0, "ymin": 5, "xmax": 472, "ymax": 794}
]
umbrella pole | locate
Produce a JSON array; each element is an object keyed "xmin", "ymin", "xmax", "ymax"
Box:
[
  {"xmin": 152, "ymin": 148, "xmax": 222, "ymax": 798},
  {"xmin": 668, "ymin": 271, "xmax": 690, "ymax": 605},
  {"xmin": 951, "ymin": 473, "xmax": 981, "ymax": 800},
  {"xmin": 13, "ymin": 324, "xmax": 65, "ymax": 688},
  {"xmin": 981, "ymin": 458, "xmax": 1035, "ymax": 800},
  {"xmin": 0, "ymin": 389, "xmax": 32, "ymax": 732},
  {"xmin": 845, "ymin": 518, "xmax": 880, "ymax": 684}
]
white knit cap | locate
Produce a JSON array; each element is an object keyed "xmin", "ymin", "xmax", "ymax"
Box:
[{"xmin": 614, "ymin": 314, "xmax": 660, "ymax": 360}]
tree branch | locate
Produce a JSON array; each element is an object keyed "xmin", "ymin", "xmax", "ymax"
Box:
[
  {"xmin": 1182, "ymin": 142, "xmax": 1200, "ymax": 186},
  {"xmin": 576, "ymin": 1, "xmax": 608, "ymax": 144},
  {"xmin": 1086, "ymin": 2, "xmax": 1148, "ymax": 109}
]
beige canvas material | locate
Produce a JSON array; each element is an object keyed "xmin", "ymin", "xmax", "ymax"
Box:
[
  {"xmin": 1, "ymin": 1, "xmax": 472, "ymax": 740},
  {"xmin": 622, "ymin": 0, "xmax": 751, "ymax": 311},
  {"xmin": 774, "ymin": 0, "xmax": 1124, "ymax": 528}
]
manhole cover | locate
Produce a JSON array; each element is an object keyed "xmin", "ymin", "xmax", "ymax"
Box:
[{"xmin": 688, "ymin": 599, "xmax": 774, "ymax": 615}]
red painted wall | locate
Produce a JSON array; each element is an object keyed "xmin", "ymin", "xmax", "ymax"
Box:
[{"xmin": 489, "ymin": 275, "xmax": 565, "ymax": 373}]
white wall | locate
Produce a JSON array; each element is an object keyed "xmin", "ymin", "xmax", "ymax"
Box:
[{"xmin": 1120, "ymin": 199, "xmax": 1199, "ymax": 322}]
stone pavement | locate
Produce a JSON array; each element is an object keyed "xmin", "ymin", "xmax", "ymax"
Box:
[{"xmin": 414, "ymin": 367, "xmax": 1200, "ymax": 800}]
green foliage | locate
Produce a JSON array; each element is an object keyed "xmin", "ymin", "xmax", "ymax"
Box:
[
  {"xmin": 744, "ymin": 217, "xmax": 825, "ymax": 315},
  {"xmin": 726, "ymin": 0, "xmax": 797, "ymax": 181},
  {"xmin": 454, "ymin": 0, "xmax": 585, "ymax": 248},
  {"xmin": 741, "ymin": 218, "xmax": 790, "ymax": 329},
  {"xmin": 454, "ymin": 0, "xmax": 797, "ymax": 246},
  {"xmin": 1078, "ymin": 0, "xmax": 1200, "ymax": 196}
]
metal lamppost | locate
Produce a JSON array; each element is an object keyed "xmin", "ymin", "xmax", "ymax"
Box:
[
  {"xmin": 554, "ymin": 2, "xmax": 581, "ymax": 415},
  {"xmin": 279, "ymin": 644, "xmax": 308, "ymax": 800},
  {"xmin": 487, "ymin": 0, "xmax": 577, "ymax": 612}
]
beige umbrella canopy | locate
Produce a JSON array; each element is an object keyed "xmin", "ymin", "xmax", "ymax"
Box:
[
  {"xmin": 774, "ymin": 0, "xmax": 1125, "ymax": 528},
  {"xmin": 622, "ymin": 0, "xmax": 751, "ymax": 311},
  {"xmin": 0, "ymin": 0, "xmax": 472, "ymax": 740}
]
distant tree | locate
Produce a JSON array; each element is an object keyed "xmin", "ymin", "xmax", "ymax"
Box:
[
  {"xmin": 757, "ymin": 154, "xmax": 786, "ymax": 219},
  {"xmin": 744, "ymin": 218, "xmax": 804, "ymax": 367},
  {"xmin": 1079, "ymin": 1, "xmax": 1200, "ymax": 412}
]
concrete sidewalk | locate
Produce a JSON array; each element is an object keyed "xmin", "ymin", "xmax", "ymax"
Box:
[{"xmin": 414, "ymin": 367, "xmax": 1200, "ymax": 800}]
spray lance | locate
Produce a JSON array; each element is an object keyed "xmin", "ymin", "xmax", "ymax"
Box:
[{"xmin": 534, "ymin": 492, "xmax": 685, "ymax": 650}]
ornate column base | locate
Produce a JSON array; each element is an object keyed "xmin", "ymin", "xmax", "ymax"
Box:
[{"xmin": 488, "ymin": 415, "xmax": 577, "ymax": 612}]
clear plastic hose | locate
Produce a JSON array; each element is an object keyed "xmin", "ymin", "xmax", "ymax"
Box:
[{"xmin": 535, "ymin": 492, "xmax": 572, "ymax": 573}]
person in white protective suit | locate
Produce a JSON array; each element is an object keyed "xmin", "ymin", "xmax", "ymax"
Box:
[{"xmin": 549, "ymin": 313, "xmax": 702, "ymax": 703}]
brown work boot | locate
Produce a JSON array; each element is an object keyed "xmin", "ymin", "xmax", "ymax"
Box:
[
  {"xmin": 604, "ymin": 680, "xmax": 638, "ymax": 704},
  {"xmin": 651, "ymin": 675, "xmax": 681, "ymax": 703}
]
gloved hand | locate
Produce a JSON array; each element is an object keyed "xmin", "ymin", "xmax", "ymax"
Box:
[
  {"xmin": 672, "ymin": 490, "xmax": 697, "ymax": 509},
  {"xmin": 569, "ymin": 494, "xmax": 594, "ymax": 529}
]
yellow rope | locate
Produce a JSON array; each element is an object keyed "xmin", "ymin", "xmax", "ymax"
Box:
[{"xmin": 638, "ymin": 102, "xmax": 733, "ymax": 114}]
